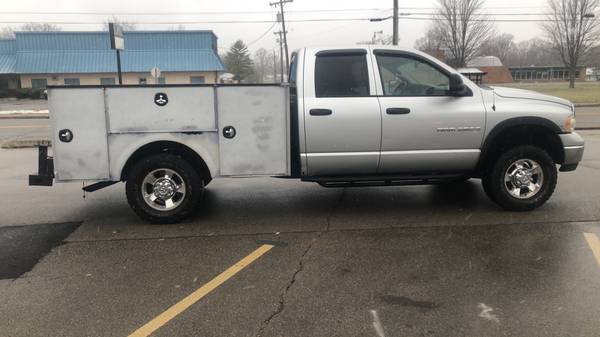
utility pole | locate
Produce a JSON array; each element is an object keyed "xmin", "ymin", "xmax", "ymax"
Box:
[
  {"xmin": 270, "ymin": 0, "xmax": 292, "ymax": 80},
  {"xmin": 393, "ymin": 0, "xmax": 399, "ymax": 45},
  {"xmin": 274, "ymin": 31, "xmax": 285, "ymax": 83},
  {"xmin": 273, "ymin": 50, "xmax": 278, "ymax": 83}
]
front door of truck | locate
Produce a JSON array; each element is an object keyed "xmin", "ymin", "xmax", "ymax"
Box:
[
  {"xmin": 303, "ymin": 49, "xmax": 382, "ymax": 176},
  {"xmin": 372, "ymin": 50, "xmax": 485, "ymax": 173}
]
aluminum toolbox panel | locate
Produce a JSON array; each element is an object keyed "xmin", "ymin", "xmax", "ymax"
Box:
[
  {"xmin": 105, "ymin": 87, "xmax": 216, "ymax": 133},
  {"xmin": 217, "ymin": 85, "xmax": 290, "ymax": 176},
  {"xmin": 48, "ymin": 88, "xmax": 110, "ymax": 181}
]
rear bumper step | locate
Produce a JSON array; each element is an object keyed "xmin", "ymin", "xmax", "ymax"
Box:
[{"xmin": 29, "ymin": 146, "xmax": 54, "ymax": 186}]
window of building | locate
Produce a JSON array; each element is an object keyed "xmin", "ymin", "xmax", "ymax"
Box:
[
  {"xmin": 139, "ymin": 78, "xmax": 147, "ymax": 85},
  {"xmin": 376, "ymin": 54, "xmax": 449, "ymax": 96},
  {"xmin": 100, "ymin": 77, "xmax": 116, "ymax": 85},
  {"xmin": 64, "ymin": 78, "xmax": 80, "ymax": 86},
  {"xmin": 314, "ymin": 53, "xmax": 369, "ymax": 97},
  {"xmin": 190, "ymin": 76, "xmax": 205, "ymax": 84},
  {"xmin": 31, "ymin": 78, "xmax": 48, "ymax": 89},
  {"xmin": 157, "ymin": 77, "xmax": 166, "ymax": 84}
]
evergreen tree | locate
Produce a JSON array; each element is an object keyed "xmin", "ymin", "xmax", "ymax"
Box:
[{"xmin": 223, "ymin": 40, "xmax": 254, "ymax": 82}]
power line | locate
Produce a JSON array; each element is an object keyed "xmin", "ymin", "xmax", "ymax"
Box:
[
  {"xmin": 0, "ymin": 8, "xmax": 392, "ymax": 16},
  {"xmin": 0, "ymin": 6, "xmax": 556, "ymax": 16},
  {"xmin": 247, "ymin": 21, "xmax": 278, "ymax": 46},
  {"xmin": 0, "ymin": 16, "xmax": 595, "ymax": 25},
  {"xmin": 0, "ymin": 11, "xmax": 566, "ymax": 17}
]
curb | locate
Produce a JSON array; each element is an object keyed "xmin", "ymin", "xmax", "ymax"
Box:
[
  {"xmin": 577, "ymin": 127, "xmax": 600, "ymax": 131},
  {"xmin": 0, "ymin": 114, "xmax": 49, "ymax": 119},
  {"xmin": 1, "ymin": 139, "xmax": 51, "ymax": 149},
  {"xmin": 575, "ymin": 103, "xmax": 600, "ymax": 108}
]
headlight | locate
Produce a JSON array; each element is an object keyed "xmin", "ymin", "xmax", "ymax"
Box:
[{"xmin": 564, "ymin": 116, "xmax": 576, "ymax": 133}]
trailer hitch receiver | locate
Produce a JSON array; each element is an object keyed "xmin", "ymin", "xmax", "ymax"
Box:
[{"xmin": 29, "ymin": 145, "xmax": 54, "ymax": 186}]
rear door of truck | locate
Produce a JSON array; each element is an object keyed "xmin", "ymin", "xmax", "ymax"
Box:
[{"xmin": 301, "ymin": 48, "xmax": 382, "ymax": 177}]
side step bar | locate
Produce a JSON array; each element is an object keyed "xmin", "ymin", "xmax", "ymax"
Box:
[
  {"xmin": 304, "ymin": 173, "xmax": 468, "ymax": 188},
  {"xmin": 29, "ymin": 146, "xmax": 54, "ymax": 186}
]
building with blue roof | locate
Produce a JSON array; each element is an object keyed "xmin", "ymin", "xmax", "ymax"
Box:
[{"xmin": 0, "ymin": 30, "xmax": 225, "ymax": 90}]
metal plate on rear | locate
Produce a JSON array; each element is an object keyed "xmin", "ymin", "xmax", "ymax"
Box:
[{"xmin": 49, "ymin": 88, "xmax": 110, "ymax": 181}]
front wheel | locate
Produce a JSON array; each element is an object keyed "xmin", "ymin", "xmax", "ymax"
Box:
[
  {"xmin": 482, "ymin": 145, "xmax": 557, "ymax": 211},
  {"xmin": 125, "ymin": 154, "xmax": 204, "ymax": 224}
]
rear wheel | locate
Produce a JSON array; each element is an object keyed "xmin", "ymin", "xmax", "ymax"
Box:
[
  {"xmin": 482, "ymin": 145, "xmax": 557, "ymax": 211},
  {"xmin": 125, "ymin": 154, "xmax": 204, "ymax": 223}
]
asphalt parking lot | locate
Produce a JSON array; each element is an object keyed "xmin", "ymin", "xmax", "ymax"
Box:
[{"xmin": 1, "ymin": 131, "xmax": 600, "ymax": 337}]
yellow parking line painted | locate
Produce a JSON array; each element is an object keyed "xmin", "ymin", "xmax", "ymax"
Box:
[
  {"xmin": 0, "ymin": 125, "xmax": 49, "ymax": 129},
  {"xmin": 584, "ymin": 233, "xmax": 600, "ymax": 266},
  {"xmin": 127, "ymin": 244, "xmax": 275, "ymax": 337}
]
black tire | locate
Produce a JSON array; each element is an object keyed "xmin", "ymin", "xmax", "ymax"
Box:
[
  {"xmin": 125, "ymin": 154, "xmax": 204, "ymax": 224},
  {"xmin": 481, "ymin": 174, "xmax": 496, "ymax": 203},
  {"xmin": 482, "ymin": 145, "xmax": 557, "ymax": 211}
]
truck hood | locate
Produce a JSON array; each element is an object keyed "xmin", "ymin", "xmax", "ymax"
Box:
[{"xmin": 490, "ymin": 86, "xmax": 573, "ymax": 109}]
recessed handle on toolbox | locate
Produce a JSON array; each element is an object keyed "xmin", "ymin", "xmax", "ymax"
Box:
[
  {"xmin": 310, "ymin": 109, "xmax": 333, "ymax": 116},
  {"xmin": 386, "ymin": 108, "xmax": 411, "ymax": 115}
]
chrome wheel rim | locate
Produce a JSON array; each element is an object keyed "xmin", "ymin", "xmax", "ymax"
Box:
[
  {"xmin": 503, "ymin": 158, "xmax": 544, "ymax": 199},
  {"xmin": 141, "ymin": 168, "xmax": 186, "ymax": 211}
]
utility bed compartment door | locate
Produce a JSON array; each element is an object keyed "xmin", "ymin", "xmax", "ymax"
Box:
[
  {"xmin": 49, "ymin": 88, "xmax": 110, "ymax": 181},
  {"xmin": 217, "ymin": 86, "xmax": 289, "ymax": 176},
  {"xmin": 105, "ymin": 87, "xmax": 216, "ymax": 133}
]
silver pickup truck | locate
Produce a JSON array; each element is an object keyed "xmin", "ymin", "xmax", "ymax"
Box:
[{"xmin": 30, "ymin": 46, "xmax": 584, "ymax": 223}]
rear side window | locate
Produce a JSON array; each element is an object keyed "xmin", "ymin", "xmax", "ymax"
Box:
[{"xmin": 315, "ymin": 53, "xmax": 369, "ymax": 97}]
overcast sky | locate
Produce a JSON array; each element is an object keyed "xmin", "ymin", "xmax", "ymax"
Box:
[{"xmin": 0, "ymin": 0, "xmax": 557, "ymax": 54}]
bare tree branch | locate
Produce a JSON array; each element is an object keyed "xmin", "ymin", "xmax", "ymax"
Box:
[
  {"xmin": 542, "ymin": 0, "xmax": 600, "ymax": 87},
  {"xmin": 434, "ymin": 0, "xmax": 495, "ymax": 67}
]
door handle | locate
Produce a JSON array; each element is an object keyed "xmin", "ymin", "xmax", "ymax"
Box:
[
  {"xmin": 310, "ymin": 109, "xmax": 333, "ymax": 116},
  {"xmin": 386, "ymin": 108, "xmax": 411, "ymax": 115}
]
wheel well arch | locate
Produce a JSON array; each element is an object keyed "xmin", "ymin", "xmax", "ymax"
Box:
[
  {"xmin": 477, "ymin": 117, "xmax": 564, "ymax": 173},
  {"xmin": 120, "ymin": 141, "xmax": 212, "ymax": 184}
]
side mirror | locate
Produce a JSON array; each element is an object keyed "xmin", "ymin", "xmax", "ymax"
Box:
[{"xmin": 449, "ymin": 73, "xmax": 465, "ymax": 93}]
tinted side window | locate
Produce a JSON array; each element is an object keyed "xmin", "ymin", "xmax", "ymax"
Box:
[
  {"xmin": 315, "ymin": 54, "xmax": 369, "ymax": 97},
  {"xmin": 289, "ymin": 53, "xmax": 297, "ymax": 85},
  {"xmin": 376, "ymin": 54, "xmax": 449, "ymax": 96}
]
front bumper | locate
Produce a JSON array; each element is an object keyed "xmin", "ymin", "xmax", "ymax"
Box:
[
  {"xmin": 559, "ymin": 132, "xmax": 584, "ymax": 172},
  {"xmin": 29, "ymin": 146, "xmax": 54, "ymax": 186}
]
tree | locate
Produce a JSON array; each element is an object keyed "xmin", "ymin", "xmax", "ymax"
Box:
[
  {"xmin": 249, "ymin": 48, "xmax": 275, "ymax": 83},
  {"xmin": 433, "ymin": 0, "xmax": 494, "ymax": 67},
  {"xmin": 223, "ymin": 40, "xmax": 254, "ymax": 82},
  {"xmin": 20, "ymin": 23, "xmax": 61, "ymax": 32},
  {"xmin": 542, "ymin": 0, "xmax": 600, "ymax": 88},
  {"xmin": 478, "ymin": 33, "xmax": 516, "ymax": 63},
  {"xmin": 0, "ymin": 27, "xmax": 15, "ymax": 39},
  {"xmin": 414, "ymin": 26, "xmax": 445, "ymax": 51},
  {"xmin": 0, "ymin": 23, "xmax": 61, "ymax": 38},
  {"xmin": 503, "ymin": 38, "xmax": 561, "ymax": 67},
  {"xmin": 357, "ymin": 31, "xmax": 394, "ymax": 45}
]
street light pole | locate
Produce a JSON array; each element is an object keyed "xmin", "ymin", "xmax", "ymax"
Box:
[{"xmin": 393, "ymin": 0, "xmax": 399, "ymax": 45}]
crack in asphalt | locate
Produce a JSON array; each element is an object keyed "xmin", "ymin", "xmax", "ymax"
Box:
[
  {"xmin": 62, "ymin": 218, "xmax": 600, "ymax": 245},
  {"xmin": 255, "ymin": 188, "xmax": 345, "ymax": 337},
  {"xmin": 255, "ymin": 234, "xmax": 320, "ymax": 337}
]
